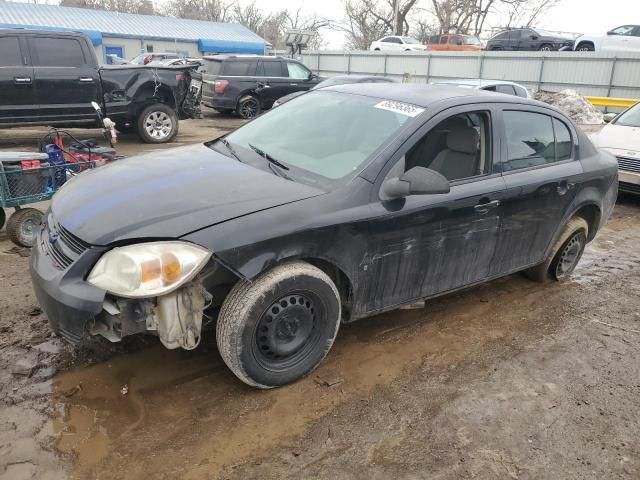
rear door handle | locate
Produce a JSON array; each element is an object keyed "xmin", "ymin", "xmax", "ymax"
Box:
[
  {"xmin": 79, "ymin": 77, "xmax": 95, "ymax": 83},
  {"xmin": 557, "ymin": 181, "xmax": 575, "ymax": 195},
  {"xmin": 474, "ymin": 199, "xmax": 500, "ymax": 212},
  {"xmin": 14, "ymin": 77, "xmax": 32, "ymax": 84}
]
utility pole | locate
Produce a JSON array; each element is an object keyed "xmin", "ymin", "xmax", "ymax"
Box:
[{"xmin": 394, "ymin": 0, "xmax": 400, "ymax": 35}]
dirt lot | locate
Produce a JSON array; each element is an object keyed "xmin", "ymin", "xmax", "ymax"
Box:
[{"xmin": 0, "ymin": 115, "xmax": 639, "ymax": 480}]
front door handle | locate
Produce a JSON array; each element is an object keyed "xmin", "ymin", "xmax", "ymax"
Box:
[
  {"xmin": 79, "ymin": 77, "xmax": 95, "ymax": 83},
  {"xmin": 474, "ymin": 199, "xmax": 500, "ymax": 213},
  {"xmin": 14, "ymin": 77, "xmax": 32, "ymax": 84}
]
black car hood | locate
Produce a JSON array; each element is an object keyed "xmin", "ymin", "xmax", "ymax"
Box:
[{"xmin": 52, "ymin": 144, "xmax": 324, "ymax": 245}]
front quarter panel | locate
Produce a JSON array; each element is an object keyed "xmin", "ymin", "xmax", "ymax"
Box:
[{"xmin": 182, "ymin": 178, "xmax": 374, "ymax": 312}]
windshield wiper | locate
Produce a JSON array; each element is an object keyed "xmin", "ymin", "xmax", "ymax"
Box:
[
  {"xmin": 248, "ymin": 143, "xmax": 290, "ymax": 170},
  {"xmin": 218, "ymin": 138, "xmax": 242, "ymax": 162}
]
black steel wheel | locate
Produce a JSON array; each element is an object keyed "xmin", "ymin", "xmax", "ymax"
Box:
[
  {"xmin": 253, "ymin": 292, "xmax": 323, "ymax": 370},
  {"xmin": 217, "ymin": 261, "xmax": 341, "ymax": 388},
  {"xmin": 551, "ymin": 231, "xmax": 586, "ymax": 280},
  {"xmin": 523, "ymin": 216, "xmax": 588, "ymax": 283},
  {"xmin": 237, "ymin": 95, "xmax": 261, "ymax": 119}
]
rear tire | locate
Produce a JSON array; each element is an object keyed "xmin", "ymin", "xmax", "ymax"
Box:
[
  {"xmin": 136, "ymin": 103, "xmax": 179, "ymax": 143},
  {"xmin": 0, "ymin": 208, "xmax": 5, "ymax": 230},
  {"xmin": 524, "ymin": 217, "xmax": 588, "ymax": 283},
  {"xmin": 236, "ymin": 95, "xmax": 261, "ymax": 119},
  {"xmin": 216, "ymin": 261, "xmax": 341, "ymax": 389},
  {"xmin": 7, "ymin": 208, "xmax": 44, "ymax": 248}
]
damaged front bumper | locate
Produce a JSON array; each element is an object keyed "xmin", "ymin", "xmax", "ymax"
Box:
[{"xmin": 30, "ymin": 220, "xmax": 211, "ymax": 350}]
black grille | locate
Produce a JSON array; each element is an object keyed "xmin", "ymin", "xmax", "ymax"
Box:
[
  {"xmin": 619, "ymin": 181, "xmax": 640, "ymax": 195},
  {"xmin": 617, "ymin": 156, "xmax": 640, "ymax": 174},
  {"xmin": 41, "ymin": 215, "xmax": 90, "ymax": 270}
]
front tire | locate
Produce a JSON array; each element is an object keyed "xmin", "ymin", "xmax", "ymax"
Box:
[
  {"xmin": 539, "ymin": 44, "xmax": 553, "ymax": 51},
  {"xmin": 216, "ymin": 261, "xmax": 341, "ymax": 389},
  {"xmin": 136, "ymin": 103, "xmax": 179, "ymax": 143},
  {"xmin": 7, "ymin": 208, "xmax": 44, "ymax": 248},
  {"xmin": 524, "ymin": 217, "xmax": 588, "ymax": 283},
  {"xmin": 576, "ymin": 42, "xmax": 595, "ymax": 52}
]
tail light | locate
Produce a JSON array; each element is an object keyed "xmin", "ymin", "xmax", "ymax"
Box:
[{"xmin": 214, "ymin": 79, "xmax": 228, "ymax": 94}]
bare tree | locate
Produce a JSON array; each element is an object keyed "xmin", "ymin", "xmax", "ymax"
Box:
[
  {"xmin": 162, "ymin": 0, "xmax": 234, "ymax": 22},
  {"xmin": 503, "ymin": 0, "xmax": 560, "ymax": 28}
]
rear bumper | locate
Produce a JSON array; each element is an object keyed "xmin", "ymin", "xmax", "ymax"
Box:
[
  {"xmin": 30, "ymin": 225, "xmax": 106, "ymax": 344},
  {"xmin": 202, "ymin": 94, "xmax": 236, "ymax": 110}
]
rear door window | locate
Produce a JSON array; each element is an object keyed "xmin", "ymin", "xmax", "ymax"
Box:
[
  {"xmin": 257, "ymin": 60, "xmax": 283, "ymax": 77},
  {"xmin": 30, "ymin": 37, "xmax": 86, "ymax": 67},
  {"xmin": 222, "ymin": 59, "xmax": 256, "ymax": 76},
  {"xmin": 0, "ymin": 36, "xmax": 23, "ymax": 66},
  {"xmin": 503, "ymin": 111, "xmax": 572, "ymax": 171}
]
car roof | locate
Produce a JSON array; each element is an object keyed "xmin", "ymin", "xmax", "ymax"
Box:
[
  {"xmin": 322, "ymin": 83, "xmax": 539, "ymax": 108},
  {"xmin": 327, "ymin": 74, "xmax": 392, "ymax": 81},
  {"xmin": 435, "ymin": 79, "xmax": 523, "ymax": 88},
  {"xmin": 0, "ymin": 28, "xmax": 86, "ymax": 38},
  {"xmin": 203, "ymin": 54, "xmax": 288, "ymax": 61}
]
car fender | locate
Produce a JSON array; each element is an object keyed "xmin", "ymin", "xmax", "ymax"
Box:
[
  {"xmin": 543, "ymin": 189, "xmax": 603, "ymax": 260},
  {"xmin": 574, "ymin": 34, "xmax": 601, "ymax": 50}
]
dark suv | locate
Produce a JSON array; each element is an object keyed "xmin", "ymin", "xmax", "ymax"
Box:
[
  {"xmin": 486, "ymin": 28, "xmax": 573, "ymax": 51},
  {"xmin": 201, "ymin": 55, "xmax": 321, "ymax": 118}
]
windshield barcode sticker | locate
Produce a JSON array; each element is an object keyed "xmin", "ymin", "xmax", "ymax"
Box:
[{"xmin": 374, "ymin": 100, "xmax": 424, "ymax": 117}]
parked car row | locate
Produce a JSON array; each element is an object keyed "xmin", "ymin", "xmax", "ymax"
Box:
[{"xmin": 368, "ymin": 25, "xmax": 640, "ymax": 53}]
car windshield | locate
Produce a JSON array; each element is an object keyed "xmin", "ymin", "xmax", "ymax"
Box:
[
  {"xmin": 222, "ymin": 91, "xmax": 418, "ymax": 189},
  {"xmin": 401, "ymin": 37, "xmax": 421, "ymax": 44},
  {"xmin": 463, "ymin": 36, "xmax": 481, "ymax": 45},
  {"xmin": 614, "ymin": 102, "xmax": 640, "ymax": 127}
]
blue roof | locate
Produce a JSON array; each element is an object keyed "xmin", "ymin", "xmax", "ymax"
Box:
[{"xmin": 0, "ymin": 1, "xmax": 266, "ymax": 52}]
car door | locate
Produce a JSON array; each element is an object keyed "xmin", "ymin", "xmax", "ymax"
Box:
[
  {"xmin": 0, "ymin": 35, "xmax": 38, "ymax": 123},
  {"xmin": 515, "ymin": 29, "xmax": 534, "ymax": 50},
  {"xmin": 256, "ymin": 59, "xmax": 288, "ymax": 107},
  {"xmin": 359, "ymin": 105, "xmax": 507, "ymax": 312},
  {"xmin": 449, "ymin": 35, "xmax": 464, "ymax": 50},
  {"xmin": 28, "ymin": 34, "xmax": 100, "ymax": 123},
  {"xmin": 491, "ymin": 108, "xmax": 583, "ymax": 276}
]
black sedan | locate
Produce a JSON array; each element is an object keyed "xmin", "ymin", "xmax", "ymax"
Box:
[
  {"xmin": 273, "ymin": 74, "xmax": 396, "ymax": 107},
  {"xmin": 486, "ymin": 28, "xmax": 574, "ymax": 51},
  {"xmin": 31, "ymin": 84, "xmax": 618, "ymax": 389}
]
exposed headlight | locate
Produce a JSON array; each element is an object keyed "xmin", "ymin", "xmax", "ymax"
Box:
[{"xmin": 88, "ymin": 241, "xmax": 211, "ymax": 298}]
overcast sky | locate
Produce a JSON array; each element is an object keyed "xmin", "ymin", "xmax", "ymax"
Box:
[{"xmin": 241, "ymin": 0, "xmax": 640, "ymax": 48}]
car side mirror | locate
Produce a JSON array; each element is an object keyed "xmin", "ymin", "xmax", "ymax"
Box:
[
  {"xmin": 606, "ymin": 30, "xmax": 613, "ymax": 36},
  {"xmin": 383, "ymin": 167, "xmax": 450, "ymax": 199},
  {"xmin": 603, "ymin": 112, "xmax": 617, "ymax": 123},
  {"xmin": 307, "ymin": 72, "xmax": 317, "ymax": 80},
  {"xmin": 530, "ymin": 35, "xmax": 539, "ymax": 40}
]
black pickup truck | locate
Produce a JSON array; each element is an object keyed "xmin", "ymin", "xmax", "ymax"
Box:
[{"xmin": 0, "ymin": 29, "xmax": 202, "ymax": 143}]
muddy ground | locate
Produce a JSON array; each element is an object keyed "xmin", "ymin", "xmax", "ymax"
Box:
[{"xmin": 0, "ymin": 116, "xmax": 639, "ymax": 480}]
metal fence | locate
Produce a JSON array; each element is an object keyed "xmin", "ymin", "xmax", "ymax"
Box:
[{"xmin": 301, "ymin": 50, "xmax": 640, "ymax": 110}]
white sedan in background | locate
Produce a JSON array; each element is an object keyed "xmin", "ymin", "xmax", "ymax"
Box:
[
  {"xmin": 370, "ymin": 36, "xmax": 427, "ymax": 52},
  {"xmin": 590, "ymin": 102, "xmax": 640, "ymax": 194}
]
